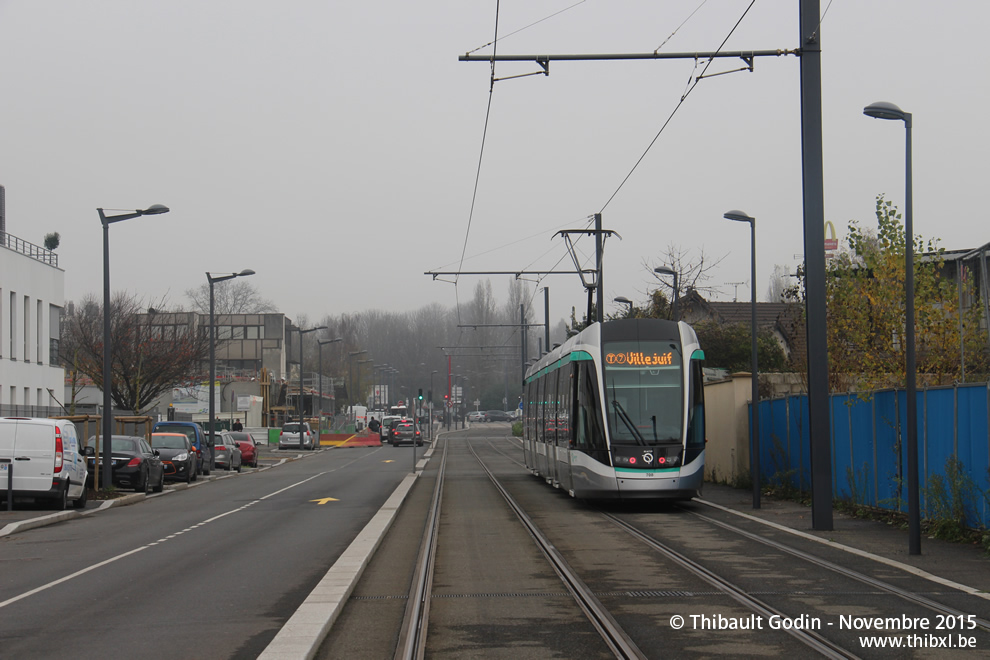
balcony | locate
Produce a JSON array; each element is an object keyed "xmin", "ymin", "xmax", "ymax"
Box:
[{"xmin": 1, "ymin": 231, "xmax": 58, "ymax": 267}]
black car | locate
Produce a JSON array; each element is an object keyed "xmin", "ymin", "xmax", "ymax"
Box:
[
  {"xmin": 151, "ymin": 432, "xmax": 198, "ymax": 484},
  {"xmin": 86, "ymin": 435, "xmax": 165, "ymax": 493},
  {"xmin": 485, "ymin": 410, "xmax": 513, "ymax": 422}
]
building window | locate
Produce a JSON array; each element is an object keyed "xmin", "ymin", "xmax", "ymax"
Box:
[{"xmin": 10, "ymin": 291, "xmax": 16, "ymax": 359}]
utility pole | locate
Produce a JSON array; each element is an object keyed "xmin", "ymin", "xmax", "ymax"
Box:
[{"xmin": 458, "ymin": 0, "xmax": 832, "ymax": 529}]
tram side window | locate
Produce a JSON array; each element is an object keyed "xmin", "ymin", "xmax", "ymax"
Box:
[
  {"xmin": 574, "ymin": 361, "xmax": 607, "ymax": 459},
  {"xmin": 686, "ymin": 359, "xmax": 705, "ymax": 448}
]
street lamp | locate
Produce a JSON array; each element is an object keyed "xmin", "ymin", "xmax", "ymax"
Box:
[
  {"xmin": 318, "ymin": 338, "xmax": 343, "ymax": 430},
  {"xmin": 206, "ymin": 268, "xmax": 255, "ymax": 471},
  {"xmin": 297, "ymin": 325, "xmax": 327, "ymax": 449},
  {"xmin": 724, "ymin": 209, "xmax": 760, "ymax": 509},
  {"xmin": 357, "ymin": 359, "xmax": 374, "ymax": 409},
  {"xmin": 348, "ymin": 350, "xmax": 368, "ymax": 425},
  {"xmin": 653, "ymin": 266, "xmax": 679, "ymax": 321},
  {"xmin": 864, "ymin": 100, "xmax": 920, "ymax": 555},
  {"xmin": 614, "ymin": 296, "xmax": 633, "ymax": 316},
  {"xmin": 99, "ymin": 204, "xmax": 169, "ymax": 489},
  {"xmin": 430, "ymin": 370, "xmax": 438, "ymax": 440}
]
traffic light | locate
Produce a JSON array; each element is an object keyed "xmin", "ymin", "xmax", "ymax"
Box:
[{"xmin": 418, "ymin": 388, "xmax": 423, "ymax": 401}]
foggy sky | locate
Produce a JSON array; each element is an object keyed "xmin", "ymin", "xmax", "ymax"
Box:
[{"xmin": 1, "ymin": 1, "xmax": 986, "ymax": 327}]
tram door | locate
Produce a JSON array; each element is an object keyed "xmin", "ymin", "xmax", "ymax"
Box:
[
  {"xmin": 535, "ymin": 376, "xmax": 549, "ymax": 478},
  {"xmin": 555, "ymin": 364, "xmax": 574, "ymax": 493},
  {"xmin": 545, "ymin": 369, "xmax": 558, "ymax": 487}
]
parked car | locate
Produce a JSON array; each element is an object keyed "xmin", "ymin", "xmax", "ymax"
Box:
[
  {"xmin": 390, "ymin": 419, "xmax": 423, "ymax": 447},
  {"xmin": 0, "ymin": 417, "xmax": 89, "ymax": 510},
  {"xmin": 485, "ymin": 410, "xmax": 513, "ymax": 422},
  {"xmin": 152, "ymin": 421, "xmax": 210, "ymax": 475},
  {"xmin": 279, "ymin": 422, "xmax": 316, "ymax": 450},
  {"xmin": 466, "ymin": 411, "xmax": 486, "ymax": 423},
  {"xmin": 222, "ymin": 430, "xmax": 257, "ymax": 468},
  {"xmin": 243, "ymin": 427, "xmax": 269, "ymax": 446},
  {"xmin": 86, "ymin": 435, "xmax": 165, "ymax": 494},
  {"xmin": 214, "ymin": 433, "xmax": 242, "ymax": 472},
  {"xmin": 150, "ymin": 432, "xmax": 197, "ymax": 484},
  {"xmin": 379, "ymin": 415, "xmax": 402, "ymax": 443}
]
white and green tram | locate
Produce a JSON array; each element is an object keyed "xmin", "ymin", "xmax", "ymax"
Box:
[{"xmin": 523, "ymin": 318, "xmax": 706, "ymax": 500}]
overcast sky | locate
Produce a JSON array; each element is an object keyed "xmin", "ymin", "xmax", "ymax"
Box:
[{"xmin": 2, "ymin": 1, "xmax": 987, "ymax": 327}]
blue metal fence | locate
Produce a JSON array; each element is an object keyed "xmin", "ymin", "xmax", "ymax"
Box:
[{"xmin": 757, "ymin": 383, "xmax": 990, "ymax": 528}]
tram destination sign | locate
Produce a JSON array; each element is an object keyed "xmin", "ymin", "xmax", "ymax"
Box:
[{"xmin": 605, "ymin": 351, "xmax": 675, "ymax": 366}]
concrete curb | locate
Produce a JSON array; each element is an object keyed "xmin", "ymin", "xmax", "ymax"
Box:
[{"xmin": 258, "ymin": 446, "xmax": 435, "ymax": 659}]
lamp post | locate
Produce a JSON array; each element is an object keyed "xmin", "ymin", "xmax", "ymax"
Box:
[
  {"xmin": 297, "ymin": 326, "xmax": 328, "ymax": 449},
  {"xmin": 430, "ymin": 370, "xmax": 438, "ymax": 440},
  {"xmin": 348, "ymin": 350, "xmax": 367, "ymax": 425},
  {"xmin": 864, "ymin": 100, "xmax": 920, "ymax": 555},
  {"xmin": 653, "ymin": 266, "xmax": 679, "ymax": 321},
  {"xmin": 318, "ymin": 338, "xmax": 342, "ymax": 431},
  {"xmin": 724, "ymin": 209, "xmax": 759, "ymax": 509},
  {"xmin": 99, "ymin": 204, "xmax": 169, "ymax": 489},
  {"xmin": 206, "ymin": 269, "xmax": 254, "ymax": 472},
  {"xmin": 459, "ymin": 376, "xmax": 469, "ymax": 429},
  {"xmin": 357, "ymin": 358, "xmax": 374, "ymax": 410},
  {"xmin": 614, "ymin": 296, "xmax": 633, "ymax": 316}
]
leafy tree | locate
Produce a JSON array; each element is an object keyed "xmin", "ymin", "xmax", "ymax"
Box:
[
  {"xmin": 185, "ymin": 279, "xmax": 277, "ymax": 315},
  {"xmin": 44, "ymin": 232, "xmax": 60, "ymax": 251},
  {"xmin": 691, "ymin": 321, "xmax": 787, "ymax": 373},
  {"xmin": 825, "ymin": 195, "xmax": 986, "ymax": 391},
  {"xmin": 60, "ymin": 293, "xmax": 212, "ymax": 413}
]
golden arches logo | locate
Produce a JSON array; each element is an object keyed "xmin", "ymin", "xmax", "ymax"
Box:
[{"xmin": 824, "ymin": 221, "xmax": 838, "ymax": 251}]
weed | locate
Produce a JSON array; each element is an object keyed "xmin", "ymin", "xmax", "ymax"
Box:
[{"xmin": 923, "ymin": 455, "xmax": 978, "ymax": 542}]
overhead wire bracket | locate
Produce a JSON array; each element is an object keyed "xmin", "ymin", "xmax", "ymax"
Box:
[{"xmin": 492, "ymin": 57, "xmax": 549, "ymax": 83}]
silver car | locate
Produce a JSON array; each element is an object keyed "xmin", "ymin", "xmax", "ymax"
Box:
[{"xmin": 215, "ymin": 432, "xmax": 243, "ymax": 472}]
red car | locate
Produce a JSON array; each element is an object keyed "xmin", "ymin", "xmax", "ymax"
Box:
[{"xmin": 223, "ymin": 431, "xmax": 258, "ymax": 468}]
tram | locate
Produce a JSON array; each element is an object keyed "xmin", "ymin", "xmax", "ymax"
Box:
[{"xmin": 522, "ymin": 317, "xmax": 706, "ymax": 500}]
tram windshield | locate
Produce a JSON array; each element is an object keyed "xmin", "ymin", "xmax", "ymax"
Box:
[{"xmin": 602, "ymin": 340, "xmax": 683, "ymax": 446}]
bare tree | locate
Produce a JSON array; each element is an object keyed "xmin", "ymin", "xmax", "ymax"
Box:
[
  {"xmin": 61, "ymin": 292, "xmax": 212, "ymax": 413},
  {"xmin": 643, "ymin": 244, "xmax": 726, "ymax": 301},
  {"xmin": 185, "ymin": 279, "xmax": 277, "ymax": 315}
]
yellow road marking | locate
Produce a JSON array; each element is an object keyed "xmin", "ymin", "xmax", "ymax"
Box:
[{"xmin": 310, "ymin": 497, "xmax": 339, "ymax": 505}]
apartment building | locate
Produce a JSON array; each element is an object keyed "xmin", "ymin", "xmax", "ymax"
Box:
[{"xmin": 0, "ymin": 187, "xmax": 66, "ymax": 415}]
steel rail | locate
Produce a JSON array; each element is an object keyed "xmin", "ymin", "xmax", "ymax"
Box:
[
  {"xmin": 602, "ymin": 512, "xmax": 858, "ymax": 660},
  {"xmin": 467, "ymin": 440, "xmax": 647, "ymax": 659},
  {"xmin": 685, "ymin": 508, "xmax": 990, "ymax": 633},
  {"xmin": 394, "ymin": 437, "xmax": 449, "ymax": 660}
]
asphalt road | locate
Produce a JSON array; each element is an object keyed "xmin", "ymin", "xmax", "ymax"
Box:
[{"xmin": 0, "ymin": 446, "xmax": 410, "ymax": 659}]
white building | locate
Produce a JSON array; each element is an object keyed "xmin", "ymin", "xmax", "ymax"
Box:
[{"xmin": 0, "ymin": 205, "xmax": 66, "ymax": 415}]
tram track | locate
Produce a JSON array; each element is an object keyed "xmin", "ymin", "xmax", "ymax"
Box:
[
  {"xmin": 472, "ymin": 434, "xmax": 860, "ymax": 658},
  {"xmin": 466, "ymin": 438, "xmax": 648, "ymax": 660},
  {"xmin": 324, "ymin": 432, "xmax": 990, "ymax": 658},
  {"xmin": 680, "ymin": 506, "xmax": 990, "ymax": 634},
  {"xmin": 481, "ymin": 432, "xmax": 990, "ymax": 657}
]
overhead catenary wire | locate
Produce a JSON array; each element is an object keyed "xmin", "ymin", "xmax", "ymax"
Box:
[
  {"xmin": 454, "ymin": 0, "xmax": 501, "ymax": 327},
  {"xmin": 599, "ymin": 0, "xmax": 757, "ymax": 214},
  {"xmin": 466, "ymin": 0, "xmax": 587, "ymax": 56},
  {"xmin": 654, "ymin": 0, "xmax": 709, "ymax": 53}
]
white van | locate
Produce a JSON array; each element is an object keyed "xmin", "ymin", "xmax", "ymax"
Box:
[{"xmin": 0, "ymin": 417, "xmax": 89, "ymax": 509}]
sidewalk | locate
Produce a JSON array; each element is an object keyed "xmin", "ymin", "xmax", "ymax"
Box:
[{"xmin": 696, "ymin": 483, "xmax": 990, "ymax": 597}]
